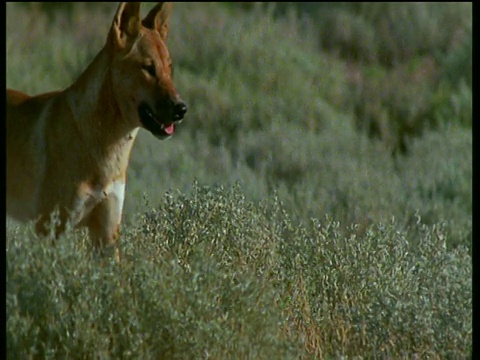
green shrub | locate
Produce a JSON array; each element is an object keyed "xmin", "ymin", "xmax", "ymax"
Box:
[
  {"xmin": 303, "ymin": 2, "xmax": 472, "ymax": 152},
  {"xmin": 169, "ymin": 2, "xmax": 349, "ymax": 147},
  {"xmin": 310, "ymin": 2, "xmax": 472, "ymax": 67},
  {"xmin": 7, "ymin": 184, "xmax": 471, "ymax": 358},
  {"xmin": 395, "ymin": 124, "xmax": 472, "ymax": 249},
  {"xmin": 6, "ymin": 3, "xmax": 471, "ymax": 356},
  {"xmin": 6, "ymin": 2, "xmax": 112, "ymax": 93}
]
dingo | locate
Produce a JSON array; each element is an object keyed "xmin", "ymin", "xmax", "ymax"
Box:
[{"xmin": 6, "ymin": 2, "xmax": 186, "ymax": 255}]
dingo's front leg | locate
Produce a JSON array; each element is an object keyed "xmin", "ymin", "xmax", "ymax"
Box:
[{"xmin": 85, "ymin": 185, "xmax": 125, "ymax": 259}]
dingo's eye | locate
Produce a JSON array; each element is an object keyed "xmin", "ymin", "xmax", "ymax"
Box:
[{"xmin": 142, "ymin": 64, "xmax": 156, "ymax": 77}]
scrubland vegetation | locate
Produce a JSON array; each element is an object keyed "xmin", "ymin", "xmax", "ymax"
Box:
[{"xmin": 7, "ymin": 2, "xmax": 471, "ymax": 358}]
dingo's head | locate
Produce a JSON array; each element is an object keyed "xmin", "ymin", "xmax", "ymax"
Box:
[{"xmin": 109, "ymin": 2, "xmax": 186, "ymax": 139}]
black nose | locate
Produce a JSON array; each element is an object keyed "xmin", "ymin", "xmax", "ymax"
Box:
[{"xmin": 173, "ymin": 101, "xmax": 187, "ymax": 121}]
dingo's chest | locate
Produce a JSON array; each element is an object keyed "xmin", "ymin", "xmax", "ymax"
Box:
[{"xmin": 73, "ymin": 180, "xmax": 125, "ymax": 225}]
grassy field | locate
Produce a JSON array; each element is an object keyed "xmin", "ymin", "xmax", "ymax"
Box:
[{"xmin": 6, "ymin": 2, "xmax": 471, "ymax": 358}]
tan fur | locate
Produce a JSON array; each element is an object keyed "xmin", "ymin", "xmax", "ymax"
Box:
[{"xmin": 6, "ymin": 2, "xmax": 186, "ymax": 256}]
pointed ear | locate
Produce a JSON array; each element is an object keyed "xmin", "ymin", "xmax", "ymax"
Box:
[
  {"xmin": 110, "ymin": 2, "xmax": 142, "ymax": 49},
  {"xmin": 142, "ymin": 2, "xmax": 173, "ymax": 41}
]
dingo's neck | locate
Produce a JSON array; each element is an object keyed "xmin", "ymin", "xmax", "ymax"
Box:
[
  {"xmin": 66, "ymin": 46, "xmax": 138, "ymax": 147},
  {"xmin": 65, "ymin": 46, "xmax": 139, "ymax": 180}
]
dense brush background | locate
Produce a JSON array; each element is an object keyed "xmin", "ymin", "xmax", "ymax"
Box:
[{"xmin": 6, "ymin": 2, "xmax": 471, "ymax": 358}]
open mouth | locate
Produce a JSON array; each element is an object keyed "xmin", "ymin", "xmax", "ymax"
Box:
[{"xmin": 138, "ymin": 103, "xmax": 175, "ymax": 139}]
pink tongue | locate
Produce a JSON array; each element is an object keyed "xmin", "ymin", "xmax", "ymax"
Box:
[{"xmin": 164, "ymin": 123, "xmax": 175, "ymax": 135}]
